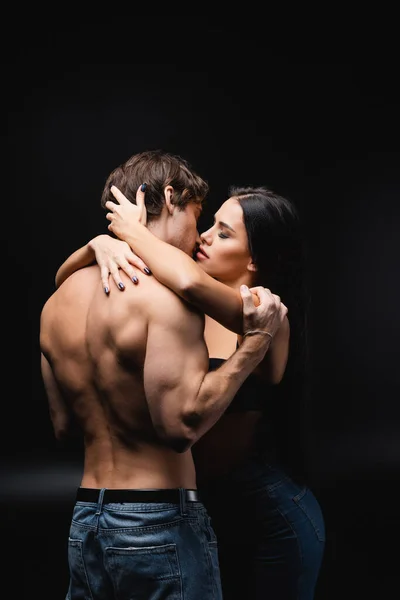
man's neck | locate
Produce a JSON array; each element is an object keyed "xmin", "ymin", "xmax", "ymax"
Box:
[{"xmin": 147, "ymin": 220, "xmax": 167, "ymax": 241}]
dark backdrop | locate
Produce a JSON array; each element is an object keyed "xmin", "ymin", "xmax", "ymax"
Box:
[{"xmin": 3, "ymin": 18, "xmax": 400, "ymax": 599}]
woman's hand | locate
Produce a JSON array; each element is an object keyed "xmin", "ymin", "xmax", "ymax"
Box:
[
  {"xmin": 92, "ymin": 184, "xmax": 151, "ymax": 293},
  {"xmin": 89, "ymin": 235, "xmax": 151, "ymax": 293},
  {"xmin": 105, "ymin": 183, "xmax": 147, "ymax": 240}
]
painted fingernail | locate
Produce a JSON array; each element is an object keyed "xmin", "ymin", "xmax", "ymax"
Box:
[
  {"xmin": 132, "ymin": 276, "xmax": 139, "ymax": 284},
  {"xmin": 104, "ymin": 287, "xmax": 109, "ymax": 294},
  {"xmin": 144, "ymin": 267, "xmax": 151, "ymax": 275},
  {"xmin": 141, "ymin": 183, "xmax": 147, "ymax": 192},
  {"xmin": 118, "ymin": 282, "xmax": 125, "ymax": 290}
]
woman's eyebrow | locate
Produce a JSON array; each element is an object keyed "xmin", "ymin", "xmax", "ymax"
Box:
[{"xmin": 214, "ymin": 214, "xmax": 235, "ymax": 232}]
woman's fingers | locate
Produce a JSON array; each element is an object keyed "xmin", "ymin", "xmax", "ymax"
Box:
[
  {"xmin": 135, "ymin": 183, "xmax": 147, "ymax": 226},
  {"xmin": 100, "ymin": 264, "xmax": 111, "ymax": 294},
  {"xmin": 105, "ymin": 201, "xmax": 119, "ymax": 214},
  {"xmin": 110, "ymin": 185, "xmax": 130, "ymax": 205},
  {"xmin": 117, "ymin": 253, "xmax": 151, "ymax": 284},
  {"xmin": 107, "ymin": 184, "xmax": 147, "ymax": 226},
  {"xmin": 108, "ymin": 262, "xmax": 127, "ymax": 290},
  {"xmin": 127, "ymin": 252, "xmax": 151, "ymax": 276},
  {"xmin": 100, "ymin": 250, "xmax": 151, "ymax": 294},
  {"xmin": 135, "ymin": 184, "xmax": 145, "ymax": 211}
]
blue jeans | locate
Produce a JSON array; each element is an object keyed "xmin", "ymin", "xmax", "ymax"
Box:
[
  {"xmin": 65, "ymin": 489, "xmax": 222, "ymax": 599},
  {"xmin": 200, "ymin": 458, "xmax": 325, "ymax": 600}
]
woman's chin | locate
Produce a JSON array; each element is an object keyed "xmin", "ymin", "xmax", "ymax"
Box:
[
  {"xmin": 193, "ymin": 254, "xmax": 215, "ymax": 276},
  {"xmin": 196, "ymin": 259, "xmax": 210, "ymax": 274}
]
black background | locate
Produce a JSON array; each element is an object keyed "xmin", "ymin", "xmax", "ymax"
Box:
[{"xmin": 3, "ymin": 16, "xmax": 400, "ymax": 598}]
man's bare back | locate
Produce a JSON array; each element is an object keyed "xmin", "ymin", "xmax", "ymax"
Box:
[{"xmin": 40, "ymin": 265, "xmax": 209, "ymax": 490}]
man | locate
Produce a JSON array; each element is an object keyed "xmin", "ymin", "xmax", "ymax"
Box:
[{"xmin": 40, "ymin": 150, "xmax": 286, "ymax": 599}]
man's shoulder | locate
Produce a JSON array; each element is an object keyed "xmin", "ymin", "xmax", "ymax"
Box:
[
  {"xmin": 41, "ymin": 267, "xmax": 98, "ymax": 320},
  {"xmin": 126, "ymin": 276, "xmax": 204, "ymax": 324}
]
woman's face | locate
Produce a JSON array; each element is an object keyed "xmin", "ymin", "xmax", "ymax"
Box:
[{"xmin": 195, "ymin": 197, "xmax": 255, "ymax": 285}]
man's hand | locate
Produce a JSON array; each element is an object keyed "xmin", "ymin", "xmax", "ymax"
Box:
[{"xmin": 240, "ymin": 285, "xmax": 287, "ymax": 340}]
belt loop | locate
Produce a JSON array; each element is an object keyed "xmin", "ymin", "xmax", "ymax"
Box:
[
  {"xmin": 179, "ymin": 488, "xmax": 187, "ymax": 517},
  {"xmin": 95, "ymin": 488, "xmax": 106, "ymax": 533}
]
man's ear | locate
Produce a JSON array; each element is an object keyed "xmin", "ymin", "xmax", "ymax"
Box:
[{"xmin": 164, "ymin": 185, "xmax": 175, "ymax": 216}]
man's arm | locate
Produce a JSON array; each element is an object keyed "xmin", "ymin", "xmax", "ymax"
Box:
[
  {"xmin": 143, "ymin": 285, "xmax": 285, "ymax": 452},
  {"xmin": 40, "ymin": 353, "xmax": 79, "ymax": 441}
]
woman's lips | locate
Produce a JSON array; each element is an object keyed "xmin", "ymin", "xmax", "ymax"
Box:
[{"xmin": 196, "ymin": 246, "xmax": 209, "ymax": 259}]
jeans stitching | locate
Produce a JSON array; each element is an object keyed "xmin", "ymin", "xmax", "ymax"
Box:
[{"xmin": 292, "ymin": 491, "xmax": 325, "ymax": 543}]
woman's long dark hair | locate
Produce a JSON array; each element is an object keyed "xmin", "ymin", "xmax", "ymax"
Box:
[{"xmin": 231, "ymin": 186, "xmax": 311, "ymax": 482}]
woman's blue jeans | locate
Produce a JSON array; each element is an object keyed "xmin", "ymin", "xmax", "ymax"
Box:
[{"xmin": 200, "ymin": 457, "xmax": 326, "ymax": 600}]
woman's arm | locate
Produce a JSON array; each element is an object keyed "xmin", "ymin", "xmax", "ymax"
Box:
[
  {"xmin": 55, "ymin": 244, "xmax": 96, "ymax": 288},
  {"xmin": 55, "ymin": 237, "xmax": 150, "ymax": 291},
  {"xmin": 54, "ymin": 219, "xmax": 244, "ymax": 332},
  {"xmin": 59, "ymin": 225, "xmax": 289, "ymax": 382},
  {"xmin": 55, "ymin": 183, "xmax": 151, "ymax": 290},
  {"xmin": 105, "ymin": 186, "xmax": 288, "ymax": 379},
  {"xmin": 251, "ymin": 314, "xmax": 290, "ymax": 384},
  {"xmin": 106, "ymin": 185, "xmax": 247, "ymax": 334},
  {"xmin": 113, "ymin": 219, "xmax": 246, "ymax": 333}
]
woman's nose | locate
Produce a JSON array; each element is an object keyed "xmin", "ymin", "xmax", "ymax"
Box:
[{"xmin": 200, "ymin": 228, "xmax": 212, "ymax": 244}]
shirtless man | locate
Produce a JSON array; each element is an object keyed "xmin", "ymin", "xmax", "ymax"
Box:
[{"xmin": 39, "ymin": 150, "xmax": 286, "ymax": 600}]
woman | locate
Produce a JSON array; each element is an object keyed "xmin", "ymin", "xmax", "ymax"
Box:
[{"xmin": 56, "ymin": 183, "xmax": 325, "ymax": 600}]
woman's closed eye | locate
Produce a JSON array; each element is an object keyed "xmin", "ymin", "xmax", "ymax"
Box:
[{"xmin": 212, "ymin": 215, "xmax": 234, "ymax": 240}]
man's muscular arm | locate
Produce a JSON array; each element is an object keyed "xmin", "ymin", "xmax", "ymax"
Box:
[{"xmin": 144, "ymin": 285, "xmax": 285, "ymax": 452}]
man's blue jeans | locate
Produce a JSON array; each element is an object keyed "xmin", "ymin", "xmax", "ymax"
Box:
[{"xmin": 65, "ymin": 488, "xmax": 222, "ymax": 599}]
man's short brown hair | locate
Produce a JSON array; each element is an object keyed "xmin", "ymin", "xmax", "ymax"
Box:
[{"xmin": 101, "ymin": 150, "xmax": 209, "ymax": 221}]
